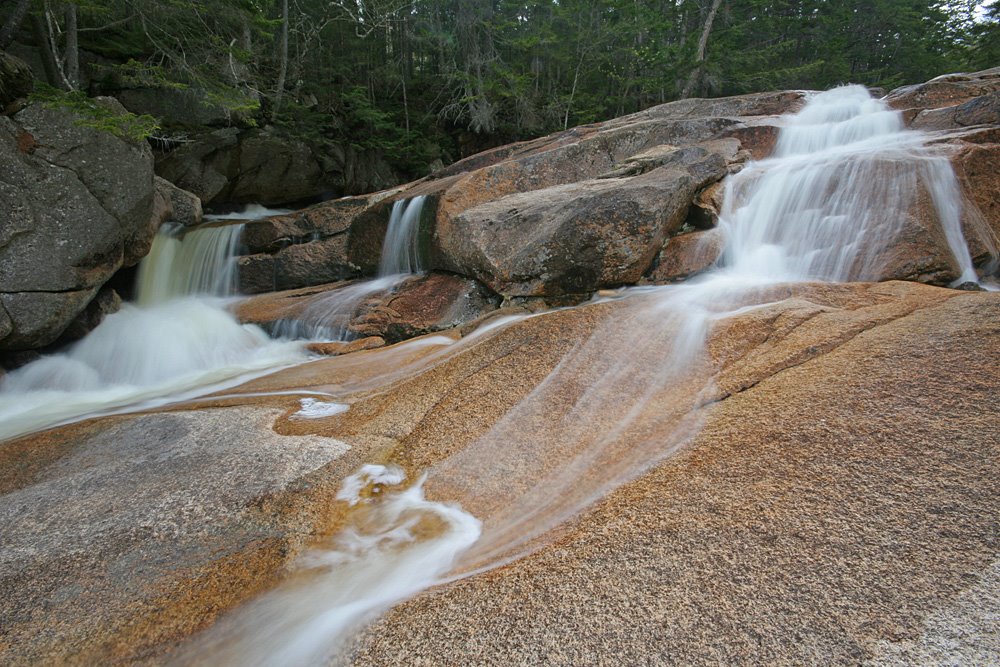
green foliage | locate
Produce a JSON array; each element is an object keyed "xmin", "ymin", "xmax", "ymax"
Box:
[
  {"xmin": 97, "ymin": 60, "xmax": 188, "ymax": 90},
  {"xmin": 29, "ymin": 84, "xmax": 160, "ymax": 143},
  {"xmin": 11, "ymin": 0, "xmax": 984, "ymax": 182}
]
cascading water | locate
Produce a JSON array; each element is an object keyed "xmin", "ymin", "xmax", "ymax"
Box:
[
  {"xmin": 273, "ymin": 196, "xmax": 428, "ymax": 341},
  {"xmin": 175, "ymin": 466, "xmax": 481, "ymax": 666},
  {"xmin": 182, "ymin": 85, "xmax": 994, "ymax": 663},
  {"xmin": 0, "ymin": 220, "xmax": 305, "ymax": 442},
  {"xmin": 135, "ymin": 222, "xmax": 244, "ymax": 305},
  {"xmin": 717, "ymin": 85, "xmax": 983, "ymax": 284},
  {"xmin": 378, "ymin": 195, "xmax": 427, "ymax": 276}
]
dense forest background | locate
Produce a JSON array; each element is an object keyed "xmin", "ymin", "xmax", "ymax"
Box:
[{"xmin": 1, "ymin": 0, "xmax": 997, "ymax": 177}]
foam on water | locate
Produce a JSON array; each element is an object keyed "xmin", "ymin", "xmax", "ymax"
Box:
[
  {"xmin": 0, "ymin": 299, "xmax": 305, "ymax": 441},
  {"xmin": 292, "ymin": 398, "xmax": 350, "ymax": 420},
  {"xmin": 176, "ymin": 467, "xmax": 480, "ymax": 666},
  {"xmin": 0, "ymin": 220, "xmax": 307, "ymax": 442}
]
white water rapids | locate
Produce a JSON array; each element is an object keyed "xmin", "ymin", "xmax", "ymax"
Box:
[
  {"xmin": 0, "ymin": 211, "xmax": 307, "ymax": 442},
  {"xmin": 2, "ymin": 87, "xmax": 993, "ymax": 664}
]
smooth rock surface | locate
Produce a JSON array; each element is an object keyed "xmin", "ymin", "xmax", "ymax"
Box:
[
  {"xmin": 0, "ymin": 407, "xmax": 357, "ymax": 666},
  {"xmin": 1, "ymin": 283, "xmax": 998, "ymax": 665},
  {"xmin": 434, "ymin": 159, "xmax": 726, "ymax": 297}
]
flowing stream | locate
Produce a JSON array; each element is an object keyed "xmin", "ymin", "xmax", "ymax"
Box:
[
  {"xmin": 177, "ymin": 85, "xmax": 993, "ymax": 664},
  {"xmin": 273, "ymin": 196, "xmax": 428, "ymax": 341},
  {"xmin": 1, "ymin": 88, "xmax": 991, "ymax": 663}
]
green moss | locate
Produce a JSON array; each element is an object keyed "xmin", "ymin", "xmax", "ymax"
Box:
[{"xmin": 28, "ymin": 84, "xmax": 160, "ymax": 144}]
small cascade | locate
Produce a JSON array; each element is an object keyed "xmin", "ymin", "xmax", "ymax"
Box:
[
  {"xmin": 136, "ymin": 222, "xmax": 245, "ymax": 305},
  {"xmin": 176, "ymin": 466, "xmax": 481, "ymax": 666},
  {"xmin": 717, "ymin": 85, "xmax": 983, "ymax": 284},
  {"xmin": 273, "ymin": 196, "xmax": 428, "ymax": 342},
  {"xmin": 0, "ymin": 218, "xmax": 305, "ymax": 442},
  {"xmin": 272, "ymin": 276, "xmax": 402, "ymax": 341},
  {"xmin": 378, "ymin": 196, "xmax": 427, "ymax": 277}
]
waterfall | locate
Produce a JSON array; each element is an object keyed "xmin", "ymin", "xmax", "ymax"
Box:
[
  {"xmin": 717, "ymin": 85, "xmax": 981, "ymax": 284},
  {"xmin": 181, "ymin": 86, "xmax": 993, "ymax": 661},
  {"xmin": 378, "ymin": 196, "xmax": 427, "ymax": 277},
  {"xmin": 0, "ymin": 222, "xmax": 305, "ymax": 442},
  {"xmin": 135, "ymin": 222, "xmax": 244, "ymax": 305},
  {"xmin": 274, "ymin": 196, "xmax": 428, "ymax": 341}
]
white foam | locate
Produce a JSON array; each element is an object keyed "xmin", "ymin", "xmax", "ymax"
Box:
[
  {"xmin": 204, "ymin": 204, "xmax": 294, "ymax": 221},
  {"xmin": 335, "ymin": 464, "xmax": 407, "ymax": 506},
  {"xmin": 0, "ymin": 299, "xmax": 306, "ymax": 442},
  {"xmin": 178, "ymin": 466, "xmax": 480, "ymax": 666},
  {"xmin": 292, "ymin": 398, "xmax": 349, "ymax": 420}
]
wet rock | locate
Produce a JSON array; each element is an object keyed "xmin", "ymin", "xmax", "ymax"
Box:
[
  {"xmin": 949, "ymin": 134, "xmax": 1000, "ymax": 267},
  {"xmin": 649, "ymin": 229, "xmax": 724, "ymax": 283},
  {"xmin": 3, "ymin": 283, "xmax": 999, "ymax": 664},
  {"xmin": 306, "ymin": 336, "xmax": 386, "ymax": 356},
  {"xmin": 236, "ymin": 273, "xmax": 500, "ymax": 344},
  {"xmin": 349, "ymin": 273, "xmax": 501, "ymax": 343},
  {"xmin": 344, "ymin": 285, "xmax": 1000, "ymax": 667}
]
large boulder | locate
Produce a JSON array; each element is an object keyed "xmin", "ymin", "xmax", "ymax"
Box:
[
  {"xmin": 432, "ymin": 143, "xmax": 734, "ymax": 297},
  {"xmin": 0, "ymin": 100, "xmax": 161, "ymax": 351},
  {"xmin": 0, "ymin": 51, "xmax": 32, "ymax": 112}
]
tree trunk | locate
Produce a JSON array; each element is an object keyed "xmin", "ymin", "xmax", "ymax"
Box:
[
  {"xmin": 64, "ymin": 2, "xmax": 78, "ymax": 89},
  {"xmin": 681, "ymin": 0, "xmax": 723, "ymax": 99},
  {"xmin": 30, "ymin": 12, "xmax": 59, "ymax": 86},
  {"xmin": 274, "ymin": 0, "xmax": 289, "ymax": 111},
  {"xmin": 0, "ymin": 0, "xmax": 33, "ymax": 49}
]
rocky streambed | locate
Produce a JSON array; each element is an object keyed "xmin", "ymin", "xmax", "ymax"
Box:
[{"xmin": 0, "ymin": 61, "xmax": 998, "ymax": 666}]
